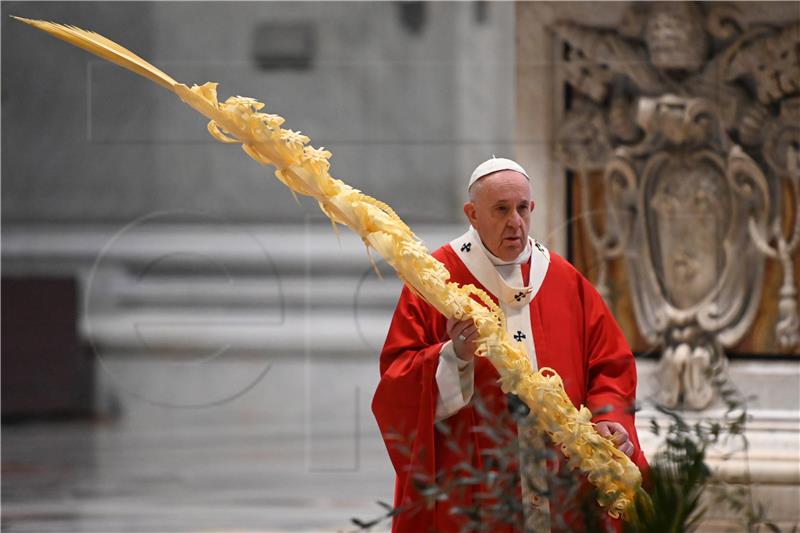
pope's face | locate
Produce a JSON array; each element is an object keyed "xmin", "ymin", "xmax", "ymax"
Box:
[{"xmin": 464, "ymin": 170, "xmax": 534, "ymax": 261}]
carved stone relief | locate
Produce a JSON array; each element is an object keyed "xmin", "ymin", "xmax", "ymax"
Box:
[{"xmin": 553, "ymin": 2, "xmax": 799, "ymax": 409}]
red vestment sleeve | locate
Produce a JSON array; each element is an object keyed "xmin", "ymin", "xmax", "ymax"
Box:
[
  {"xmin": 372, "ymin": 249, "xmax": 649, "ymax": 531},
  {"xmin": 371, "ymin": 284, "xmax": 447, "ymax": 530},
  {"xmin": 580, "ymin": 275, "xmax": 649, "ymax": 472}
]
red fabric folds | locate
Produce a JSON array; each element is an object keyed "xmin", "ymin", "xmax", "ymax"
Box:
[{"xmin": 372, "ymin": 245, "xmax": 648, "ymax": 532}]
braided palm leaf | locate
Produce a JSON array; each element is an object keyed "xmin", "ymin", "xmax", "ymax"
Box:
[{"xmin": 14, "ymin": 15, "xmax": 647, "ymax": 520}]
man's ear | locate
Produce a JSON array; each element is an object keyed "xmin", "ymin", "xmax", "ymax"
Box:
[
  {"xmin": 530, "ymin": 199, "xmax": 535, "ymax": 212},
  {"xmin": 463, "ymin": 202, "xmax": 477, "ymax": 225}
]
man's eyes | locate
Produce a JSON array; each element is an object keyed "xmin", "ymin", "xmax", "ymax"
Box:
[{"xmin": 495, "ymin": 204, "xmax": 529, "ymax": 214}]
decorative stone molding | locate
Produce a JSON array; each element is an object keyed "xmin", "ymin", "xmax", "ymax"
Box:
[{"xmin": 553, "ymin": 2, "xmax": 799, "ymax": 409}]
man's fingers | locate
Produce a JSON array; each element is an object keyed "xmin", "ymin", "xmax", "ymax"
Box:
[
  {"xmin": 462, "ymin": 324, "xmax": 478, "ymax": 340},
  {"xmin": 610, "ymin": 424, "xmax": 629, "ymax": 443},
  {"xmin": 455, "ymin": 323, "xmax": 473, "ymax": 341},
  {"xmin": 596, "ymin": 422, "xmax": 634, "ymax": 457},
  {"xmin": 619, "ymin": 441, "xmax": 634, "ymax": 457},
  {"xmin": 596, "ymin": 424, "xmax": 611, "ymax": 437},
  {"xmin": 596, "ymin": 421, "xmax": 632, "ymax": 450},
  {"xmin": 445, "ymin": 317, "xmax": 460, "ymax": 334},
  {"xmin": 447, "ymin": 318, "xmax": 474, "ymax": 339},
  {"xmin": 446, "ymin": 318, "xmax": 479, "ymax": 360},
  {"xmin": 462, "ymin": 332, "xmax": 479, "ymax": 347},
  {"xmin": 446, "ymin": 317, "xmax": 466, "ymax": 333}
]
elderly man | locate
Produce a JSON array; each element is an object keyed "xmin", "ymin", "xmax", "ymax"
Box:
[{"xmin": 372, "ymin": 157, "xmax": 647, "ymax": 532}]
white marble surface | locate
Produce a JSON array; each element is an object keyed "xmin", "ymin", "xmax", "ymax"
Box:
[
  {"xmin": 2, "ymin": 357, "xmax": 395, "ymax": 533},
  {"xmin": 4, "ymin": 355, "xmax": 799, "ymax": 532}
]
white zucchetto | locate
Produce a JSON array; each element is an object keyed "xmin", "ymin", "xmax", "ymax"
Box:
[{"xmin": 468, "ymin": 156, "xmax": 529, "ymax": 191}]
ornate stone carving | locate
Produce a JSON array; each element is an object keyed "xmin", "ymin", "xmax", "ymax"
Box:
[
  {"xmin": 553, "ymin": 2, "xmax": 799, "ymax": 409},
  {"xmin": 606, "ymin": 97, "xmax": 769, "ymax": 409}
]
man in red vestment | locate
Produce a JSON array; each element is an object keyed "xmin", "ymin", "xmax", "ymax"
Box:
[{"xmin": 372, "ymin": 157, "xmax": 648, "ymax": 532}]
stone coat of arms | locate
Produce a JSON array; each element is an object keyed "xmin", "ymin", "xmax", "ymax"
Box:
[{"xmin": 553, "ymin": 2, "xmax": 799, "ymax": 409}]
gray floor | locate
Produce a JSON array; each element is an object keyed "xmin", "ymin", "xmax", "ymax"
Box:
[
  {"xmin": 2, "ymin": 357, "xmax": 395, "ymax": 533},
  {"xmin": 4, "ymin": 357, "xmax": 799, "ymax": 532}
]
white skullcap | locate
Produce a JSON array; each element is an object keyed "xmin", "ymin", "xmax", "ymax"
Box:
[{"xmin": 468, "ymin": 156, "xmax": 529, "ymax": 191}]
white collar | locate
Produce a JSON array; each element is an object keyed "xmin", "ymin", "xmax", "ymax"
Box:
[{"xmin": 450, "ymin": 227, "xmax": 550, "ymax": 308}]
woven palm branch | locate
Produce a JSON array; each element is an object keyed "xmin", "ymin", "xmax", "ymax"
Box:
[{"xmin": 13, "ymin": 15, "xmax": 648, "ymax": 520}]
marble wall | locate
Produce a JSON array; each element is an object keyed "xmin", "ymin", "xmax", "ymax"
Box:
[{"xmin": 2, "ymin": 1, "xmax": 516, "ymax": 225}]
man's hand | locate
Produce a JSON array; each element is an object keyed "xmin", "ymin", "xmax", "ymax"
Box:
[
  {"xmin": 596, "ymin": 421, "xmax": 634, "ymax": 457},
  {"xmin": 446, "ymin": 317, "xmax": 479, "ymax": 362}
]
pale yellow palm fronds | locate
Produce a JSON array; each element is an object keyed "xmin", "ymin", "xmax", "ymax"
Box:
[
  {"xmin": 13, "ymin": 15, "xmax": 647, "ymax": 520},
  {"xmin": 12, "ymin": 17, "xmax": 178, "ymax": 91}
]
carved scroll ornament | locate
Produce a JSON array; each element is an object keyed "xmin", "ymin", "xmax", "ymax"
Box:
[{"xmin": 553, "ymin": 2, "xmax": 799, "ymax": 409}]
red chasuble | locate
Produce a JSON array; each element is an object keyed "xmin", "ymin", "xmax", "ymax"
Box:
[{"xmin": 372, "ymin": 242, "xmax": 648, "ymax": 532}]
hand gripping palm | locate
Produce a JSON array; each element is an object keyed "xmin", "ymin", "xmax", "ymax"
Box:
[{"xmin": 14, "ymin": 16, "xmax": 647, "ymax": 520}]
